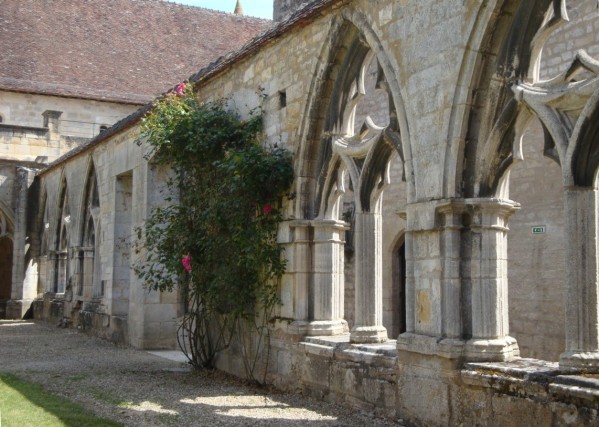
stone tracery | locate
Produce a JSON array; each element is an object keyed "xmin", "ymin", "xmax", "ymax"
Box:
[
  {"xmin": 313, "ymin": 36, "xmax": 404, "ymax": 343},
  {"xmin": 462, "ymin": 0, "xmax": 599, "ymax": 369}
]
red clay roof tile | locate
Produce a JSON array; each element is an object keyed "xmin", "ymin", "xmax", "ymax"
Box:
[{"xmin": 1, "ymin": 0, "xmax": 272, "ymax": 103}]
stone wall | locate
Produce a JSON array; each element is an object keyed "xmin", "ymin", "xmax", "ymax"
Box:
[
  {"xmin": 37, "ymin": 126, "xmax": 180, "ymax": 348},
  {"xmin": 30, "ymin": 0, "xmax": 599, "ymax": 424},
  {"xmin": 1, "ymin": 91, "xmax": 141, "ymax": 320},
  {"xmin": 0, "ymin": 91, "xmax": 138, "ymax": 140}
]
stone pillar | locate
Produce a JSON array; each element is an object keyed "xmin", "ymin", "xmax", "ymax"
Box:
[
  {"xmin": 284, "ymin": 220, "xmax": 312, "ymax": 334},
  {"xmin": 83, "ymin": 249, "xmax": 95, "ymax": 300},
  {"xmin": 56, "ymin": 250, "xmax": 68, "ymax": 294},
  {"xmin": 307, "ymin": 219, "xmax": 348, "ymax": 336},
  {"xmin": 6, "ymin": 167, "xmax": 36, "ymax": 319},
  {"xmin": 437, "ymin": 201, "xmax": 465, "ymax": 341},
  {"xmin": 397, "ymin": 200, "xmax": 466, "ymax": 358},
  {"xmin": 350, "ymin": 210, "xmax": 387, "ymax": 343},
  {"xmin": 75, "ymin": 247, "xmax": 95, "ymax": 300},
  {"xmin": 560, "ymin": 188, "xmax": 599, "ymax": 371},
  {"xmin": 38, "ymin": 255, "xmax": 48, "ymax": 296},
  {"xmin": 46, "ymin": 251, "xmax": 58, "ymax": 294},
  {"xmin": 464, "ymin": 198, "xmax": 519, "ymax": 361}
]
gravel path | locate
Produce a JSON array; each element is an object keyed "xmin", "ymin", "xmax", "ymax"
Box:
[{"xmin": 0, "ymin": 320, "xmax": 403, "ymax": 426}]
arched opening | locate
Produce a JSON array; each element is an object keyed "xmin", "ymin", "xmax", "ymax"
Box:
[
  {"xmin": 53, "ymin": 177, "xmax": 70, "ymax": 295},
  {"xmin": 460, "ymin": 0, "xmax": 599, "ymax": 364},
  {"xmin": 507, "ymin": 118, "xmax": 565, "ymax": 361},
  {"xmin": 304, "ymin": 20, "xmax": 407, "ymax": 343},
  {"xmin": 79, "ymin": 161, "xmax": 100, "ymax": 300}
]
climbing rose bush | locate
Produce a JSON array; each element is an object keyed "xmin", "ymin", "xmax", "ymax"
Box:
[{"xmin": 134, "ymin": 83, "xmax": 293, "ymax": 374}]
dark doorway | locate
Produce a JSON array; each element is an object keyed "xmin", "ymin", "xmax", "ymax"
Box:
[
  {"xmin": 0, "ymin": 237, "xmax": 13, "ymax": 318},
  {"xmin": 398, "ymin": 242, "xmax": 406, "ymax": 335}
]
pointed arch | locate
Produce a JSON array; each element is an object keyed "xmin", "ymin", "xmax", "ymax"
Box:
[
  {"xmin": 53, "ymin": 171, "xmax": 70, "ymax": 294},
  {"xmin": 461, "ymin": 0, "xmax": 556, "ymax": 197},
  {"xmin": 294, "ymin": 12, "xmax": 412, "ymax": 219},
  {"xmin": 569, "ymin": 88, "xmax": 599, "ymax": 187},
  {"xmin": 78, "ymin": 157, "xmax": 101, "ymax": 298}
]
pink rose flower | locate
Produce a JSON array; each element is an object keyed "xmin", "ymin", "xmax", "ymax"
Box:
[
  {"xmin": 181, "ymin": 254, "xmax": 192, "ymax": 272},
  {"xmin": 262, "ymin": 204, "xmax": 273, "ymax": 215},
  {"xmin": 175, "ymin": 83, "xmax": 186, "ymax": 96}
]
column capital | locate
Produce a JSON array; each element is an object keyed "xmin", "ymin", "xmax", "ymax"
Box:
[
  {"xmin": 310, "ymin": 218, "xmax": 350, "ymax": 230},
  {"xmin": 465, "ymin": 198, "xmax": 520, "ymax": 216},
  {"xmin": 465, "ymin": 198, "xmax": 520, "ymax": 232}
]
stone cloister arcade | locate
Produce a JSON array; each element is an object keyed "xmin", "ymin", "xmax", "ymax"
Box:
[
  {"xmin": 276, "ymin": 0, "xmax": 599, "ymax": 372},
  {"xmin": 9, "ymin": 0, "xmax": 599, "ymax": 422}
]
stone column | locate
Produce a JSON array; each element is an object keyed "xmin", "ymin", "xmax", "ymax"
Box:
[
  {"xmin": 46, "ymin": 251, "xmax": 58, "ymax": 294},
  {"xmin": 284, "ymin": 220, "xmax": 312, "ymax": 334},
  {"xmin": 350, "ymin": 210, "xmax": 387, "ymax": 343},
  {"xmin": 464, "ymin": 198, "xmax": 520, "ymax": 361},
  {"xmin": 437, "ymin": 201, "xmax": 465, "ymax": 341},
  {"xmin": 560, "ymin": 188, "xmax": 599, "ymax": 371},
  {"xmin": 307, "ymin": 219, "xmax": 348, "ymax": 335},
  {"xmin": 397, "ymin": 200, "xmax": 467, "ymax": 358},
  {"xmin": 80, "ymin": 248, "xmax": 95, "ymax": 300}
]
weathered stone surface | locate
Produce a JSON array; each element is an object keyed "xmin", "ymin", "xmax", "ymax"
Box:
[{"xmin": 7, "ymin": 0, "xmax": 599, "ymax": 425}]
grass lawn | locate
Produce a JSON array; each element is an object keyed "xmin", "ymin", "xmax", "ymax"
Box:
[{"xmin": 0, "ymin": 373, "xmax": 122, "ymax": 427}]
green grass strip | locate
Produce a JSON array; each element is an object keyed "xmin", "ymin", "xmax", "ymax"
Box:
[{"xmin": 0, "ymin": 373, "xmax": 122, "ymax": 427}]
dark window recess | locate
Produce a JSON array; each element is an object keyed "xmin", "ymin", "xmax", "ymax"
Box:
[
  {"xmin": 99, "ymin": 125, "xmax": 108, "ymax": 132},
  {"xmin": 279, "ymin": 91, "xmax": 287, "ymax": 109}
]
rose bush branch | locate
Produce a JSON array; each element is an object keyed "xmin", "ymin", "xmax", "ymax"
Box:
[{"xmin": 134, "ymin": 83, "xmax": 293, "ymax": 378}]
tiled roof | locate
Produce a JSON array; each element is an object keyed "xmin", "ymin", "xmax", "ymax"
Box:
[
  {"xmin": 39, "ymin": 0, "xmax": 342, "ymax": 175},
  {"xmin": 1, "ymin": 0, "xmax": 271, "ymax": 104}
]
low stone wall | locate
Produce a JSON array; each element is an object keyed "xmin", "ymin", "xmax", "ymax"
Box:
[
  {"xmin": 32, "ymin": 296, "xmax": 128, "ymax": 345},
  {"xmin": 460, "ymin": 360, "xmax": 599, "ymax": 426},
  {"xmin": 79, "ymin": 303, "xmax": 128, "ymax": 345},
  {"xmin": 31, "ymin": 295, "xmax": 64, "ymax": 325},
  {"xmin": 215, "ymin": 328, "xmax": 599, "ymax": 425}
]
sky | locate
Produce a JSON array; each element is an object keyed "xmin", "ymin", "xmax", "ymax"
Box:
[{"xmin": 170, "ymin": 0, "xmax": 274, "ymax": 19}]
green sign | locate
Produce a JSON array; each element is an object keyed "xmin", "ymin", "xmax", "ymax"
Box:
[{"xmin": 532, "ymin": 226, "xmax": 546, "ymax": 234}]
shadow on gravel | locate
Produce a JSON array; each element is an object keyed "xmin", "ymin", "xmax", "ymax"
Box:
[{"xmin": 0, "ymin": 321, "xmax": 398, "ymax": 426}]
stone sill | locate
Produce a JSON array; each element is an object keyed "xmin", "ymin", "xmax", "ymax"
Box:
[
  {"xmin": 462, "ymin": 358, "xmax": 599, "ymax": 407},
  {"xmin": 298, "ymin": 334, "xmax": 398, "ymax": 366}
]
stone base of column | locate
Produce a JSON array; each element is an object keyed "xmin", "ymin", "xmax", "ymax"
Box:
[
  {"xmin": 5, "ymin": 299, "xmax": 34, "ymax": 319},
  {"xmin": 464, "ymin": 336, "xmax": 519, "ymax": 362},
  {"xmin": 306, "ymin": 320, "xmax": 348, "ymax": 336},
  {"xmin": 560, "ymin": 351, "xmax": 599, "ymax": 373},
  {"xmin": 350, "ymin": 325, "xmax": 387, "ymax": 343}
]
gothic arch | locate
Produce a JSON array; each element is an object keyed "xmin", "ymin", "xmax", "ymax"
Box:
[
  {"xmin": 291, "ymin": 10, "xmax": 412, "ymax": 343},
  {"xmin": 53, "ymin": 172, "xmax": 70, "ymax": 294},
  {"xmin": 568, "ymin": 86, "xmax": 599, "ymax": 187},
  {"xmin": 457, "ymin": 0, "xmax": 599, "ymax": 368},
  {"xmin": 78, "ymin": 158, "xmax": 101, "ymax": 298},
  {"xmin": 295, "ymin": 10, "xmax": 412, "ymax": 219},
  {"xmin": 461, "ymin": 0, "xmax": 555, "ymax": 197}
]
